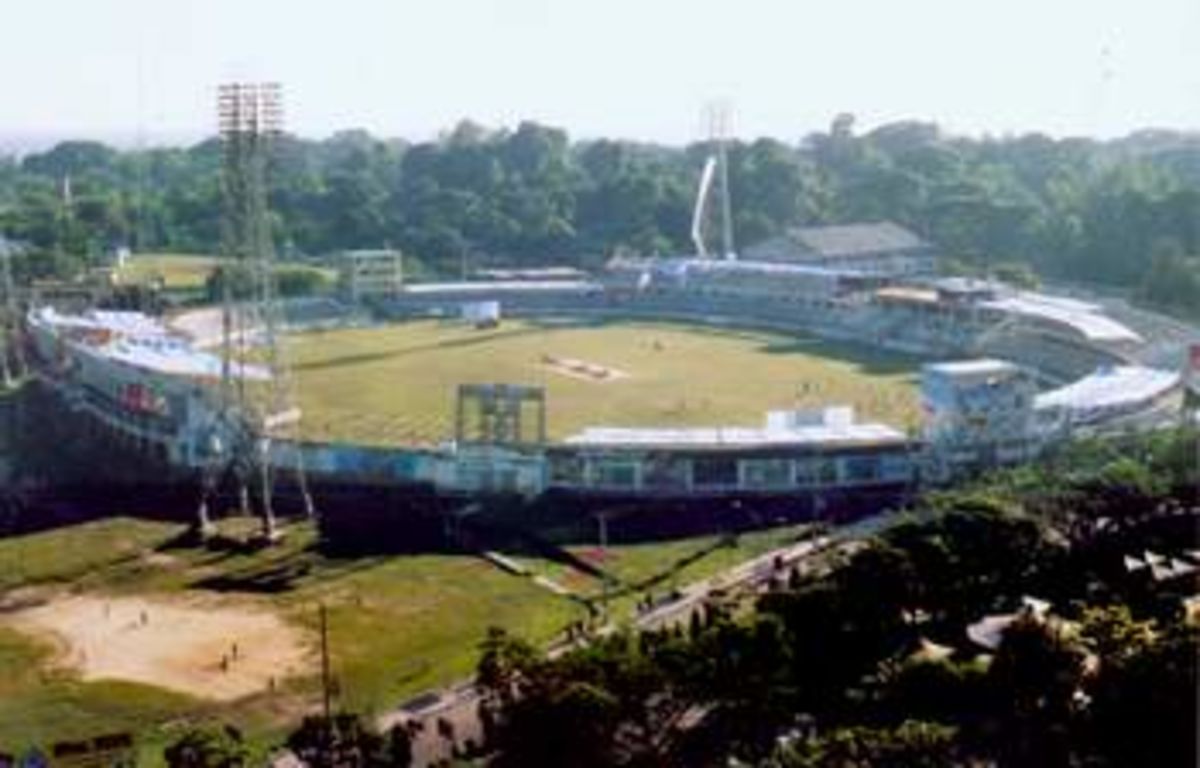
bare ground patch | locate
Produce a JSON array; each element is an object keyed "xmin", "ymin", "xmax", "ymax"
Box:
[
  {"xmin": 3, "ymin": 593, "xmax": 312, "ymax": 701},
  {"xmin": 539, "ymin": 354, "xmax": 629, "ymax": 382}
]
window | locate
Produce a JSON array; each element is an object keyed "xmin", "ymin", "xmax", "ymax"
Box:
[
  {"xmin": 643, "ymin": 453, "xmax": 689, "ymax": 490},
  {"xmin": 843, "ymin": 456, "xmax": 880, "ymax": 483},
  {"xmin": 692, "ymin": 457, "xmax": 738, "ymax": 489},
  {"xmin": 741, "ymin": 458, "xmax": 791, "ymax": 489},
  {"xmin": 549, "ymin": 454, "xmax": 584, "ymax": 486},
  {"xmin": 591, "ymin": 459, "xmax": 638, "ymax": 490}
]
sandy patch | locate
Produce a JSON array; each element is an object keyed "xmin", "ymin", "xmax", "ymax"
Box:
[
  {"xmin": 4, "ymin": 594, "xmax": 311, "ymax": 701},
  {"xmin": 540, "ymin": 354, "xmax": 628, "ymax": 382}
]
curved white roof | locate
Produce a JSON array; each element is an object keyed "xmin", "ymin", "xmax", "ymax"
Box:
[
  {"xmin": 402, "ymin": 280, "xmax": 599, "ymax": 294},
  {"xmin": 32, "ymin": 306, "xmax": 267, "ymax": 381},
  {"xmin": 1035, "ymin": 366, "xmax": 1179, "ymax": 412},
  {"xmin": 981, "ymin": 292, "xmax": 1142, "ymax": 344}
]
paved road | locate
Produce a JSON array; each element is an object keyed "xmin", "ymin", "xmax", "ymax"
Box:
[
  {"xmin": 633, "ymin": 533, "xmax": 834, "ymax": 631},
  {"xmin": 375, "ymin": 516, "xmax": 900, "ymax": 766}
]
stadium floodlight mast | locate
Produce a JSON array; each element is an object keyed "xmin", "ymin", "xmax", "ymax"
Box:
[
  {"xmin": 0, "ymin": 237, "xmax": 23, "ymax": 388},
  {"xmin": 195, "ymin": 81, "xmax": 314, "ymax": 543},
  {"xmin": 690, "ymin": 102, "xmax": 737, "ymax": 261}
]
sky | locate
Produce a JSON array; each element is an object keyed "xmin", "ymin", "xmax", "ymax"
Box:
[{"xmin": 1, "ymin": 0, "xmax": 1198, "ymax": 147}]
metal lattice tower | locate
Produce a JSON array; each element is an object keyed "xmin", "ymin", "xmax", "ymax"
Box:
[
  {"xmin": 690, "ymin": 103, "xmax": 736, "ymax": 261},
  {"xmin": 196, "ymin": 82, "xmax": 314, "ymax": 541},
  {"xmin": 0, "ymin": 238, "xmax": 24, "ymax": 388}
]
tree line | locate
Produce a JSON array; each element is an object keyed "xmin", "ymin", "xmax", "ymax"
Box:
[{"xmin": 1, "ymin": 119, "xmax": 1198, "ymax": 313}]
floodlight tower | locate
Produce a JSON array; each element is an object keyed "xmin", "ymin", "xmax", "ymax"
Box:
[
  {"xmin": 0, "ymin": 238, "xmax": 22, "ymax": 387},
  {"xmin": 709, "ymin": 103, "xmax": 736, "ymax": 261},
  {"xmin": 690, "ymin": 103, "xmax": 737, "ymax": 261},
  {"xmin": 196, "ymin": 82, "xmax": 313, "ymax": 541}
]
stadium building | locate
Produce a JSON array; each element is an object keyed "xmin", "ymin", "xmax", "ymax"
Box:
[
  {"xmin": 740, "ymin": 221, "xmax": 936, "ymax": 276},
  {"xmin": 20, "ymin": 235, "xmax": 1190, "ymax": 537}
]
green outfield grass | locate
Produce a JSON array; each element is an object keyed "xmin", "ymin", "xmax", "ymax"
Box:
[{"xmin": 288, "ymin": 317, "xmax": 921, "ymax": 446}]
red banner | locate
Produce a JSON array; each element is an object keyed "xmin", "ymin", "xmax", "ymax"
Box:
[{"xmin": 120, "ymin": 382, "xmax": 167, "ymax": 415}]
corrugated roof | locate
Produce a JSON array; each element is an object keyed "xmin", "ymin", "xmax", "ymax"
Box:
[
  {"xmin": 402, "ymin": 280, "xmax": 598, "ymax": 294},
  {"xmin": 1034, "ymin": 366, "xmax": 1179, "ymax": 412},
  {"xmin": 32, "ymin": 306, "xmax": 267, "ymax": 381},
  {"xmin": 789, "ymin": 221, "xmax": 927, "ymax": 258},
  {"xmin": 679, "ymin": 258, "xmax": 867, "ymax": 279},
  {"xmin": 981, "ymin": 293, "xmax": 1142, "ymax": 343}
]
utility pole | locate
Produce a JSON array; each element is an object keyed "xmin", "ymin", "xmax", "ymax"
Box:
[
  {"xmin": 320, "ymin": 602, "xmax": 333, "ymax": 723},
  {"xmin": 598, "ymin": 510, "xmax": 610, "ymax": 623}
]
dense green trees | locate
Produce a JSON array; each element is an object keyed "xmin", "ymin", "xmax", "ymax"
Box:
[
  {"xmin": 163, "ymin": 724, "xmax": 249, "ymax": 768},
  {"xmin": 3, "ymin": 121, "xmax": 1198, "ymax": 313},
  {"xmin": 476, "ymin": 428, "xmax": 1199, "ymax": 767}
]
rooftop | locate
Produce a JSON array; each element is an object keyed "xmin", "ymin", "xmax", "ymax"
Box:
[
  {"xmin": 924, "ymin": 359, "xmax": 1021, "ymax": 377},
  {"xmin": 981, "ymin": 292, "xmax": 1142, "ymax": 344},
  {"xmin": 402, "ymin": 280, "xmax": 599, "ymax": 294},
  {"xmin": 1034, "ymin": 365, "xmax": 1180, "ymax": 412},
  {"xmin": 563, "ymin": 407, "xmax": 906, "ymax": 450},
  {"xmin": 31, "ymin": 307, "xmax": 267, "ymax": 381},
  {"xmin": 788, "ymin": 221, "xmax": 928, "ymax": 259},
  {"xmin": 476, "ymin": 267, "xmax": 589, "ymax": 281}
]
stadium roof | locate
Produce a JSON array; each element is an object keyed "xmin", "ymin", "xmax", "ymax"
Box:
[
  {"xmin": 678, "ymin": 258, "xmax": 869, "ymax": 279},
  {"xmin": 981, "ymin": 293, "xmax": 1142, "ymax": 343},
  {"xmin": 35, "ymin": 307, "xmax": 169, "ymax": 338},
  {"xmin": 106, "ymin": 336, "xmax": 268, "ymax": 380},
  {"xmin": 476, "ymin": 267, "xmax": 589, "ymax": 281},
  {"xmin": 1034, "ymin": 365, "xmax": 1179, "ymax": 412},
  {"xmin": 32, "ymin": 307, "xmax": 267, "ymax": 380},
  {"xmin": 924, "ymin": 359, "xmax": 1021, "ymax": 377},
  {"xmin": 563, "ymin": 422, "xmax": 907, "ymax": 451},
  {"xmin": 402, "ymin": 280, "xmax": 599, "ymax": 294},
  {"xmin": 787, "ymin": 221, "xmax": 928, "ymax": 259}
]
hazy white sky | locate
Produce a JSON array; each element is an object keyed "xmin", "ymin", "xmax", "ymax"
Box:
[{"xmin": 2, "ymin": 0, "xmax": 1198, "ymax": 144}]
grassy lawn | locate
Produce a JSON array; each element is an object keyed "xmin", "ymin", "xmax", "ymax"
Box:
[
  {"xmin": 0, "ymin": 513, "xmax": 806, "ymax": 756},
  {"xmin": 0, "ymin": 518, "xmax": 182, "ymax": 593},
  {"xmin": 288, "ymin": 318, "xmax": 920, "ymax": 446},
  {"xmin": 0, "ymin": 517, "xmax": 582, "ymax": 759},
  {"xmin": 573, "ymin": 525, "xmax": 806, "ymax": 593},
  {"xmin": 511, "ymin": 524, "xmax": 807, "ymax": 621},
  {"xmin": 116, "ymin": 253, "xmax": 221, "ymax": 290},
  {"xmin": 115, "ymin": 252, "xmax": 337, "ymax": 293}
]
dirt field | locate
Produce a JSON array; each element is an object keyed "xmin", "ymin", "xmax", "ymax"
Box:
[
  {"xmin": 4, "ymin": 593, "xmax": 311, "ymax": 701},
  {"xmin": 540, "ymin": 354, "xmax": 629, "ymax": 382}
]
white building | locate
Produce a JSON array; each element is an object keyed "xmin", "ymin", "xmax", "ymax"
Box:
[{"xmin": 921, "ymin": 358, "xmax": 1040, "ymax": 478}]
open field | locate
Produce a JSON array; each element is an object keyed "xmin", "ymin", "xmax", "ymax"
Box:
[
  {"xmin": 0, "ymin": 518, "xmax": 580, "ymax": 757},
  {"xmin": 288, "ymin": 317, "xmax": 921, "ymax": 446},
  {"xmin": 0, "ymin": 514, "xmax": 810, "ymax": 757},
  {"xmin": 115, "ymin": 253, "xmax": 221, "ymax": 290},
  {"xmin": 115, "ymin": 252, "xmax": 337, "ymax": 292}
]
